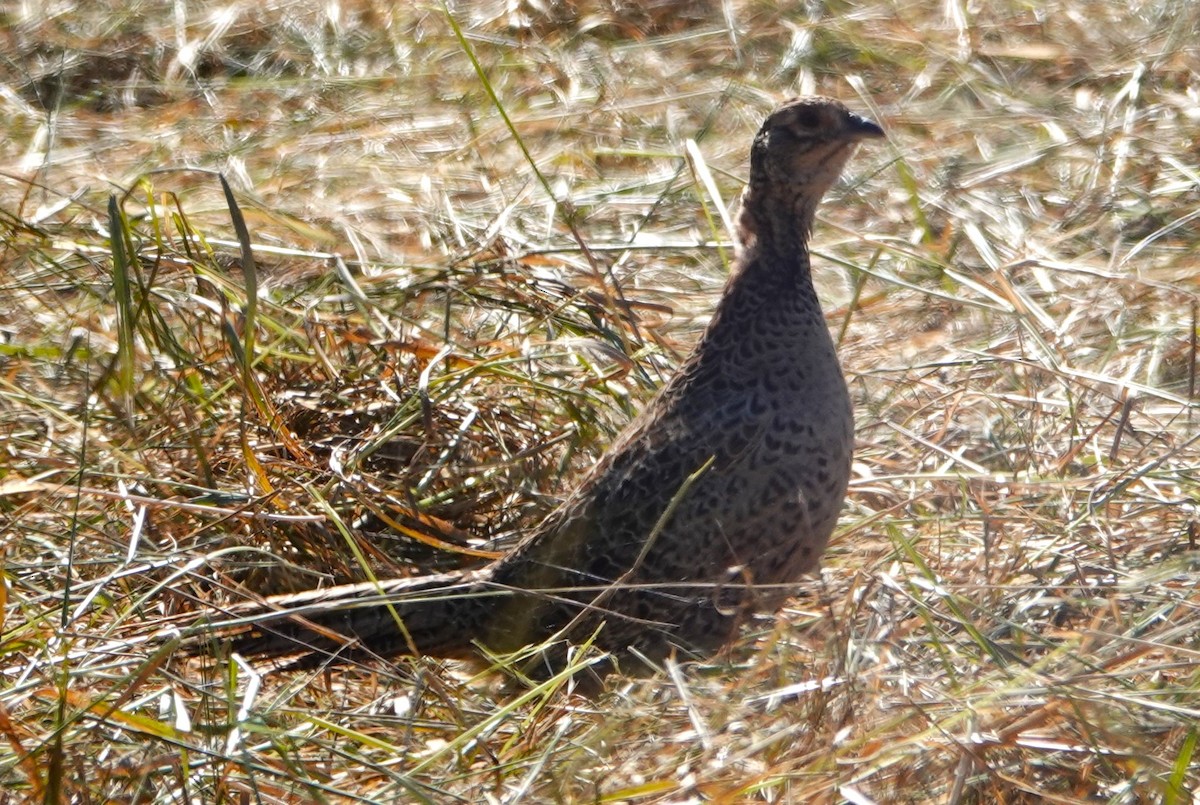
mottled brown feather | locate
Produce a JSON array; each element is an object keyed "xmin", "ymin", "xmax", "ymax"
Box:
[{"xmin": 184, "ymin": 96, "xmax": 884, "ymax": 675}]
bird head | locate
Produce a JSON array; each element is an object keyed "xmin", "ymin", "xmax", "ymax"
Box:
[{"xmin": 738, "ymin": 96, "xmax": 884, "ymax": 251}]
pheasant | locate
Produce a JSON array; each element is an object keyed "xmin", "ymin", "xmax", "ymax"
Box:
[{"xmin": 186, "ymin": 96, "xmax": 883, "ymax": 676}]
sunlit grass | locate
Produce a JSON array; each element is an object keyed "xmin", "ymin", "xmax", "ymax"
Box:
[{"xmin": 1, "ymin": 0, "xmax": 1198, "ymax": 801}]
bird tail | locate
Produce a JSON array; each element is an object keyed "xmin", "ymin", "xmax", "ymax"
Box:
[{"xmin": 177, "ymin": 571, "xmax": 491, "ymax": 669}]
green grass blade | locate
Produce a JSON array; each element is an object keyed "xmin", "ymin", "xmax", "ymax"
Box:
[{"xmin": 106, "ymin": 195, "xmax": 136, "ymax": 413}]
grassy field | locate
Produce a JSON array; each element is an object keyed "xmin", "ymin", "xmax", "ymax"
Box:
[{"xmin": 2, "ymin": 0, "xmax": 1199, "ymax": 801}]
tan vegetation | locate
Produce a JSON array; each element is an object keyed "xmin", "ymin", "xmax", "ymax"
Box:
[{"xmin": 1, "ymin": 0, "xmax": 1198, "ymax": 801}]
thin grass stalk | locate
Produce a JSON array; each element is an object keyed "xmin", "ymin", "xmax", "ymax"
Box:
[{"xmin": 107, "ymin": 195, "xmax": 136, "ymax": 418}]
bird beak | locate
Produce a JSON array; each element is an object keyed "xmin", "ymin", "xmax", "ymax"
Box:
[{"xmin": 846, "ymin": 113, "xmax": 885, "ymax": 140}]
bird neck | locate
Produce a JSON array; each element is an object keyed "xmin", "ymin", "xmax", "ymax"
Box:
[
  {"xmin": 732, "ymin": 221, "xmax": 817, "ymax": 299},
  {"xmin": 734, "ymin": 187, "xmax": 820, "ymax": 274},
  {"xmin": 740, "ymin": 238, "xmax": 811, "ymax": 279},
  {"xmin": 709, "ymin": 198, "xmax": 829, "ymax": 342}
]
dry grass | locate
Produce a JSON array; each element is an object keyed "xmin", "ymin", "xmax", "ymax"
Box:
[{"xmin": 2, "ymin": 0, "xmax": 1199, "ymax": 801}]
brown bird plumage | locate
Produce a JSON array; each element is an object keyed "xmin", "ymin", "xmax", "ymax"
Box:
[{"xmin": 186, "ymin": 96, "xmax": 883, "ymax": 675}]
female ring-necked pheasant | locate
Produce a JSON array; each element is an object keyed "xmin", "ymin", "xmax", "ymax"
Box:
[{"xmin": 188, "ymin": 96, "xmax": 883, "ymax": 674}]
